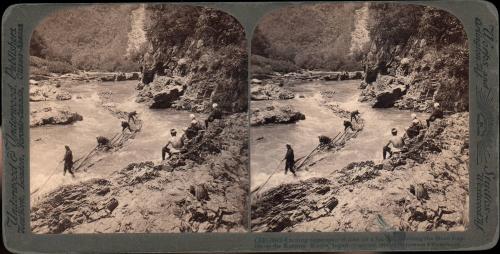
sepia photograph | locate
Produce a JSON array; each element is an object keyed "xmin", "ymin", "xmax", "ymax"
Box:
[
  {"xmin": 29, "ymin": 4, "xmax": 249, "ymax": 233},
  {"xmin": 250, "ymin": 3, "xmax": 469, "ymax": 232}
]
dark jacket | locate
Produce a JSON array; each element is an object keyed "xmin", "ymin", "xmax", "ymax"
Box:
[
  {"xmin": 64, "ymin": 150, "xmax": 73, "ymax": 164},
  {"xmin": 319, "ymin": 135, "xmax": 332, "ymax": 145},
  {"xmin": 209, "ymin": 108, "xmax": 222, "ymax": 120},
  {"xmin": 285, "ymin": 148, "xmax": 294, "ymax": 163},
  {"xmin": 431, "ymin": 108, "xmax": 443, "ymax": 119},
  {"xmin": 97, "ymin": 136, "xmax": 110, "ymax": 145}
]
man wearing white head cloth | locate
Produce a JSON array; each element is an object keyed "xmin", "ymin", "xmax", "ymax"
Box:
[
  {"xmin": 426, "ymin": 102, "xmax": 444, "ymax": 127},
  {"xmin": 205, "ymin": 102, "xmax": 223, "ymax": 128},
  {"xmin": 406, "ymin": 113, "xmax": 424, "ymax": 138}
]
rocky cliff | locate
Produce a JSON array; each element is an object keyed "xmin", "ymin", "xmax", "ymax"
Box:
[
  {"xmin": 362, "ymin": 5, "xmax": 468, "ymax": 112},
  {"xmin": 137, "ymin": 6, "xmax": 247, "ymax": 113}
]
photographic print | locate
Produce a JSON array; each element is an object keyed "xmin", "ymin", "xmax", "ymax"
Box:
[
  {"xmin": 29, "ymin": 4, "xmax": 249, "ymax": 233},
  {"xmin": 250, "ymin": 3, "xmax": 470, "ymax": 232}
]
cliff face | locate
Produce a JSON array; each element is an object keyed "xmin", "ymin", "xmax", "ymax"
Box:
[
  {"xmin": 362, "ymin": 5, "xmax": 468, "ymax": 112},
  {"xmin": 137, "ymin": 6, "xmax": 247, "ymax": 113}
]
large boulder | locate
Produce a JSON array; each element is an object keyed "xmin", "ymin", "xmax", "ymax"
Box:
[
  {"xmin": 136, "ymin": 76, "xmax": 186, "ymax": 108},
  {"xmin": 372, "ymin": 85, "xmax": 406, "ymax": 108},
  {"xmin": 358, "ymin": 75, "xmax": 407, "ymax": 108},
  {"xmin": 251, "ymin": 105, "xmax": 305, "ymax": 126},
  {"xmin": 30, "ymin": 106, "xmax": 83, "ymax": 127}
]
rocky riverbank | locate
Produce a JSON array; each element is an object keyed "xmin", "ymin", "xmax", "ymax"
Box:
[
  {"xmin": 31, "ymin": 113, "xmax": 249, "ymax": 233},
  {"xmin": 252, "ymin": 112, "xmax": 469, "ymax": 232}
]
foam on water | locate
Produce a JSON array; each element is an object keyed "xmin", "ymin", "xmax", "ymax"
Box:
[
  {"xmin": 250, "ymin": 80, "xmax": 428, "ymax": 191},
  {"xmin": 30, "ymin": 81, "xmax": 196, "ymax": 200}
]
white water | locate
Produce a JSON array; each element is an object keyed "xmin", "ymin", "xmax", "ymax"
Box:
[
  {"xmin": 30, "ymin": 81, "xmax": 199, "ymax": 200},
  {"xmin": 250, "ymin": 80, "xmax": 428, "ymax": 191}
]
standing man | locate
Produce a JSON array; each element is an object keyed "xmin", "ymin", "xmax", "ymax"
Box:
[
  {"xmin": 383, "ymin": 128, "xmax": 405, "ymax": 159},
  {"xmin": 62, "ymin": 145, "xmax": 75, "ymax": 177},
  {"xmin": 283, "ymin": 144, "xmax": 297, "ymax": 176},
  {"xmin": 205, "ymin": 103, "xmax": 222, "ymax": 128}
]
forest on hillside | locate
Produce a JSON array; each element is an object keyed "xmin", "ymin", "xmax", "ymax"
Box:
[
  {"xmin": 251, "ymin": 3, "xmax": 367, "ymax": 74},
  {"xmin": 30, "ymin": 5, "xmax": 141, "ymax": 73}
]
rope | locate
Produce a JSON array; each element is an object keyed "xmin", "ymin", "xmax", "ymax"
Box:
[
  {"xmin": 251, "ymin": 160, "xmax": 284, "ymax": 195},
  {"xmin": 251, "ymin": 154, "xmax": 309, "ymax": 196},
  {"xmin": 30, "ymin": 160, "xmax": 63, "ymax": 195},
  {"xmin": 295, "ymin": 144, "xmax": 321, "ymax": 171},
  {"xmin": 31, "ymin": 114, "xmax": 144, "ymax": 197}
]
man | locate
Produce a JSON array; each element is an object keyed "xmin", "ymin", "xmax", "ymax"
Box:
[
  {"xmin": 121, "ymin": 121, "xmax": 132, "ymax": 132},
  {"xmin": 62, "ymin": 145, "xmax": 75, "ymax": 177},
  {"xmin": 344, "ymin": 120, "xmax": 355, "ymax": 132},
  {"xmin": 283, "ymin": 144, "xmax": 297, "ymax": 176},
  {"xmin": 96, "ymin": 136, "xmax": 111, "ymax": 149},
  {"xmin": 185, "ymin": 120, "xmax": 201, "ymax": 141},
  {"xmin": 190, "ymin": 114, "xmax": 204, "ymax": 130},
  {"xmin": 318, "ymin": 135, "xmax": 333, "ymax": 146},
  {"xmin": 406, "ymin": 113, "xmax": 424, "ymax": 138},
  {"xmin": 426, "ymin": 102, "xmax": 444, "ymax": 127},
  {"xmin": 350, "ymin": 110, "xmax": 360, "ymax": 123},
  {"xmin": 205, "ymin": 103, "xmax": 222, "ymax": 128},
  {"xmin": 383, "ymin": 128, "xmax": 405, "ymax": 159},
  {"xmin": 162, "ymin": 129, "xmax": 184, "ymax": 160},
  {"xmin": 128, "ymin": 111, "xmax": 138, "ymax": 124}
]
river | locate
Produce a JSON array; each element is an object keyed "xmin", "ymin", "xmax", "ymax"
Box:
[
  {"xmin": 30, "ymin": 80, "xmax": 198, "ymax": 201},
  {"xmin": 250, "ymin": 79, "xmax": 428, "ymax": 191}
]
